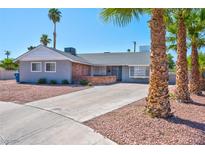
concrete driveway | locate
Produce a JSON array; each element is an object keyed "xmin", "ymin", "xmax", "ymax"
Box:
[
  {"xmin": 0, "ymin": 83, "xmax": 148, "ymax": 145},
  {"xmin": 28, "ymin": 83, "xmax": 148, "ymax": 122}
]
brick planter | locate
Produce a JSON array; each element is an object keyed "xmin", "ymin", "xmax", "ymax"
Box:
[{"xmin": 81, "ymin": 76, "xmax": 117, "ymax": 85}]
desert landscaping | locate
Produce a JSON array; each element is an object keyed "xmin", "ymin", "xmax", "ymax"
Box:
[
  {"xmin": 0, "ymin": 80, "xmax": 87, "ymax": 104},
  {"xmin": 85, "ymin": 93, "xmax": 205, "ymax": 145}
]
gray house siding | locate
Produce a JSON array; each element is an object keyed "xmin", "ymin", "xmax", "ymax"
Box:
[
  {"xmin": 19, "ymin": 60, "xmax": 72, "ymax": 83},
  {"xmin": 121, "ymin": 66, "xmax": 176, "ymax": 84},
  {"xmin": 121, "ymin": 66, "xmax": 149, "ymax": 83}
]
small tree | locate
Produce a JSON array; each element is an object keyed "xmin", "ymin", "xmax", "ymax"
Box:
[
  {"xmin": 4, "ymin": 50, "xmax": 11, "ymax": 59},
  {"xmin": 167, "ymin": 53, "xmax": 175, "ymax": 70},
  {"xmin": 40, "ymin": 34, "xmax": 51, "ymax": 46},
  {"xmin": 0, "ymin": 58, "xmax": 18, "ymax": 70}
]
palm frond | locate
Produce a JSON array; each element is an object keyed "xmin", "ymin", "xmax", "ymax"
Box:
[
  {"xmin": 200, "ymin": 8, "xmax": 205, "ymax": 21},
  {"xmin": 167, "ymin": 44, "xmax": 177, "ymax": 51},
  {"xmin": 100, "ymin": 8, "xmax": 145, "ymax": 27},
  {"xmin": 48, "ymin": 8, "xmax": 62, "ymax": 23},
  {"xmin": 166, "ymin": 36, "xmax": 176, "ymax": 43}
]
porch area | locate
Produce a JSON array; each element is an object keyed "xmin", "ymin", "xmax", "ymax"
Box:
[
  {"xmin": 91, "ymin": 66, "xmax": 122, "ymax": 81},
  {"xmin": 72, "ymin": 63, "xmax": 150, "ymax": 85},
  {"xmin": 72, "ymin": 63, "xmax": 118, "ymax": 85}
]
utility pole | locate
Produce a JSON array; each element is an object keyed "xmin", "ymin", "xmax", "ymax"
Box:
[{"xmin": 133, "ymin": 41, "xmax": 136, "ymax": 52}]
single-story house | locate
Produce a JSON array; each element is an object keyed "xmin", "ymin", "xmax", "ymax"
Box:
[{"xmin": 15, "ymin": 45, "xmax": 151, "ymax": 84}]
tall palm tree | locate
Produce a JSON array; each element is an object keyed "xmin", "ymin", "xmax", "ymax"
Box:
[
  {"xmin": 40, "ymin": 34, "xmax": 51, "ymax": 46},
  {"xmin": 48, "ymin": 8, "xmax": 62, "ymax": 49},
  {"xmin": 187, "ymin": 10, "xmax": 205, "ymax": 95},
  {"xmin": 169, "ymin": 9, "xmax": 192, "ymax": 103},
  {"xmin": 4, "ymin": 50, "xmax": 11, "ymax": 59},
  {"xmin": 101, "ymin": 8, "xmax": 171, "ymax": 118},
  {"xmin": 167, "ymin": 9, "xmax": 205, "ymax": 96}
]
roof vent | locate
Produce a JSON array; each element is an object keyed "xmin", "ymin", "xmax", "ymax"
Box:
[{"xmin": 64, "ymin": 47, "xmax": 76, "ymax": 56}]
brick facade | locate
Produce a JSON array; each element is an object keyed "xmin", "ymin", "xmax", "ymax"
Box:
[
  {"xmin": 72, "ymin": 62, "xmax": 91, "ymax": 82},
  {"xmin": 72, "ymin": 62, "xmax": 117, "ymax": 85},
  {"xmin": 81, "ymin": 76, "xmax": 117, "ymax": 85}
]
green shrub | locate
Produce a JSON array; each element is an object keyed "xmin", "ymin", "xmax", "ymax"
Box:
[
  {"xmin": 169, "ymin": 92, "xmax": 176, "ymax": 100},
  {"xmin": 0, "ymin": 58, "xmax": 18, "ymax": 70},
  {"xmin": 50, "ymin": 80, "xmax": 57, "ymax": 84},
  {"xmin": 79, "ymin": 79, "xmax": 89, "ymax": 86},
  {"xmin": 62, "ymin": 79, "xmax": 69, "ymax": 84},
  {"xmin": 37, "ymin": 78, "xmax": 47, "ymax": 84}
]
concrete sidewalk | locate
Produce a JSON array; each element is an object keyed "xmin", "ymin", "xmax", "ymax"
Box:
[{"xmin": 0, "ymin": 101, "xmax": 20, "ymax": 114}]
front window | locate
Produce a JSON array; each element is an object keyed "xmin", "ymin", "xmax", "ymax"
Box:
[
  {"xmin": 92, "ymin": 66, "xmax": 106, "ymax": 76},
  {"xmin": 129, "ymin": 66, "xmax": 148, "ymax": 78},
  {"xmin": 45, "ymin": 62, "xmax": 56, "ymax": 72},
  {"xmin": 31, "ymin": 62, "xmax": 42, "ymax": 72}
]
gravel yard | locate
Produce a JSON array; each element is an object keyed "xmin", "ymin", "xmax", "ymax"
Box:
[
  {"xmin": 85, "ymin": 94, "xmax": 205, "ymax": 145},
  {"xmin": 0, "ymin": 80, "xmax": 87, "ymax": 104}
]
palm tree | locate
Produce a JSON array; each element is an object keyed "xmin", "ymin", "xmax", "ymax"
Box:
[
  {"xmin": 101, "ymin": 8, "xmax": 171, "ymax": 118},
  {"xmin": 169, "ymin": 9, "xmax": 192, "ymax": 103},
  {"xmin": 146, "ymin": 9, "xmax": 171, "ymax": 117},
  {"xmin": 187, "ymin": 10, "xmax": 205, "ymax": 95},
  {"xmin": 48, "ymin": 8, "xmax": 62, "ymax": 49},
  {"xmin": 188, "ymin": 52, "xmax": 205, "ymax": 75},
  {"xmin": 167, "ymin": 9, "xmax": 205, "ymax": 96},
  {"xmin": 4, "ymin": 50, "xmax": 11, "ymax": 59},
  {"xmin": 40, "ymin": 34, "xmax": 51, "ymax": 46}
]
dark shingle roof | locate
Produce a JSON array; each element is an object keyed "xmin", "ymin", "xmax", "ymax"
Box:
[
  {"xmin": 46, "ymin": 46, "xmax": 91, "ymax": 65},
  {"xmin": 78, "ymin": 52, "xmax": 150, "ymax": 66},
  {"xmin": 16, "ymin": 45, "xmax": 150, "ymax": 66},
  {"xmin": 48, "ymin": 46, "xmax": 150, "ymax": 66},
  {"xmin": 15, "ymin": 45, "xmax": 91, "ymax": 65}
]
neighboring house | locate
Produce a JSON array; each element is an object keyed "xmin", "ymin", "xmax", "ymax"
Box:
[{"xmin": 15, "ymin": 45, "xmax": 150, "ymax": 84}]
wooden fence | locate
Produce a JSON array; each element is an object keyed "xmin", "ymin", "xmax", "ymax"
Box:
[{"xmin": 0, "ymin": 69, "xmax": 16, "ymax": 80}]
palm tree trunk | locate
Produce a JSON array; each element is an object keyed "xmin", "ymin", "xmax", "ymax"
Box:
[
  {"xmin": 53, "ymin": 23, "xmax": 56, "ymax": 49},
  {"xmin": 146, "ymin": 9, "xmax": 171, "ymax": 118},
  {"xmin": 175, "ymin": 17, "xmax": 192, "ymax": 103},
  {"xmin": 189, "ymin": 40, "xmax": 202, "ymax": 95}
]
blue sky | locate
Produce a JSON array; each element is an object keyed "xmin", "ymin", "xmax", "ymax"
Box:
[{"xmin": 0, "ymin": 8, "xmax": 178, "ymax": 60}]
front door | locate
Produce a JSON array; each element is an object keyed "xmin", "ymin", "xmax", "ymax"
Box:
[{"xmin": 110, "ymin": 66, "xmax": 122, "ymax": 81}]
